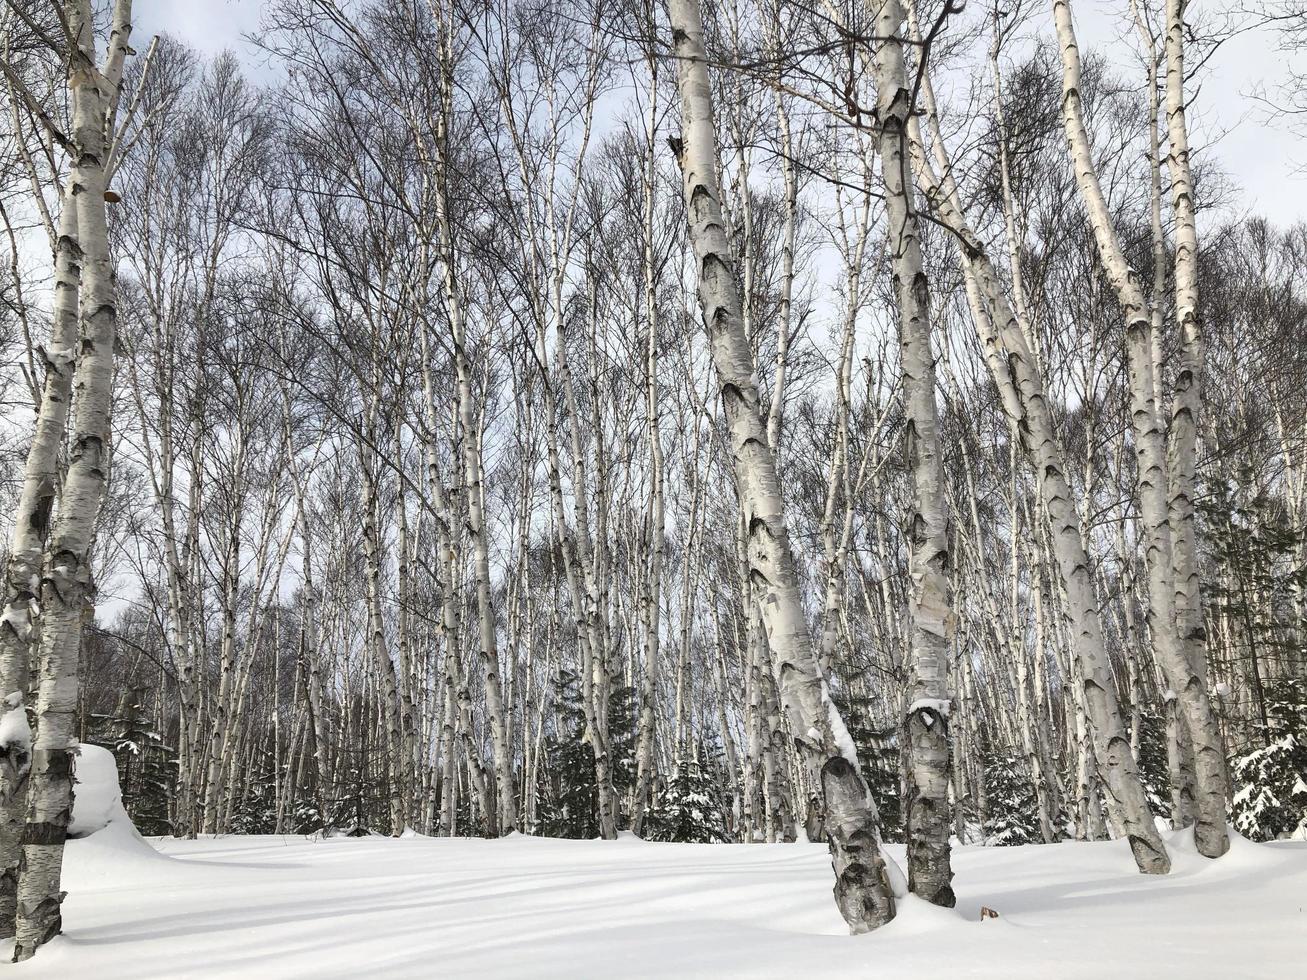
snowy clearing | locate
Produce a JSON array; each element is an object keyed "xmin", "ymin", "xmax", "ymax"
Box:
[{"xmin": 11, "ymin": 825, "xmax": 1306, "ymax": 979}]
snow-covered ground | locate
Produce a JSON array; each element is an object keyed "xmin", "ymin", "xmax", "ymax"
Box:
[{"xmin": 11, "ymin": 817, "xmax": 1306, "ymax": 978}]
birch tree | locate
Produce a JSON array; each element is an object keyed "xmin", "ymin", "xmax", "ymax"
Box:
[
  {"xmin": 0, "ymin": 174, "xmax": 75, "ymax": 941},
  {"xmin": 871, "ymin": 0, "xmax": 955, "ymax": 906},
  {"xmin": 1053, "ymin": 0, "xmax": 1223, "ymax": 860},
  {"xmin": 1162, "ymin": 0, "xmax": 1229, "ymax": 858},
  {"xmin": 10, "ymin": 0, "xmax": 135, "ymax": 959},
  {"xmin": 906, "ymin": 9, "xmax": 1170, "ymax": 874},
  {"xmin": 669, "ymin": 0, "xmax": 898, "ymax": 931}
]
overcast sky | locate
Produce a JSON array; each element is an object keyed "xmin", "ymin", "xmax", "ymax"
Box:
[{"xmin": 139, "ymin": 0, "xmax": 1307, "ymax": 222}]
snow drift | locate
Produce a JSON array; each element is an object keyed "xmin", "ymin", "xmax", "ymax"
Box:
[
  {"xmin": 7, "ymin": 821, "xmax": 1305, "ymax": 978},
  {"xmin": 68, "ymin": 744, "xmax": 129, "ymax": 838},
  {"xmin": 8, "ymin": 752, "xmax": 1306, "ymax": 979},
  {"xmin": 60, "ymin": 744, "xmax": 161, "ymax": 870}
]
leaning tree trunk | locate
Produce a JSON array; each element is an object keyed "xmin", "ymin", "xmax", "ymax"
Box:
[
  {"xmin": 1054, "ymin": 0, "xmax": 1222, "ymax": 860},
  {"xmin": 1129, "ymin": 5, "xmax": 1198, "ymax": 825},
  {"xmin": 669, "ymin": 0, "xmax": 897, "ymax": 933},
  {"xmin": 871, "ymin": 0, "xmax": 955, "ymax": 908},
  {"xmin": 13, "ymin": 0, "xmax": 133, "ymax": 959},
  {"xmin": 0, "ymin": 183, "xmax": 79, "ymax": 940},
  {"xmin": 1163, "ymin": 0, "xmax": 1230, "ymax": 858},
  {"xmin": 908, "ymin": 16, "xmax": 1170, "ymax": 873}
]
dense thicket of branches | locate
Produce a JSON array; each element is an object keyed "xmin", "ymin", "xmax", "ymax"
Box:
[{"xmin": 1, "ymin": 0, "xmax": 1305, "ymax": 952}]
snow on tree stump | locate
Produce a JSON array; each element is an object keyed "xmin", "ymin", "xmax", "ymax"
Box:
[{"xmin": 68, "ymin": 744, "xmax": 134, "ymax": 839}]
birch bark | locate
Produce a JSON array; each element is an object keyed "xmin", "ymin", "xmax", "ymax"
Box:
[
  {"xmin": 14, "ymin": 0, "xmax": 133, "ymax": 958},
  {"xmin": 871, "ymin": 0, "xmax": 955, "ymax": 907},
  {"xmin": 422, "ymin": 36, "xmax": 518, "ymax": 832},
  {"xmin": 631, "ymin": 63, "xmax": 664, "ymax": 835},
  {"xmin": 1163, "ymin": 0, "xmax": 1229, "ymax": 858},
  {"xmin": 1129, "ymin": 0, "xmax": 1198, "ymax": 827},
  {"xmin": 1053, "ymin": 0, "xmax": 1224, "ymax": 858},
  {"xmin": 0, "ymin": 185, "xmax": 77, "ymax": 938},
  {"xmin": 359, "ymin": 449, "xmax": 408, "ymax": 836},
  {"xmin": 907, "ymin": 12, "xmax": 1170, "ymax": 872},
  {"xmin": 670, "ymin": 0, "xmax": 897, "ymax": 931}
]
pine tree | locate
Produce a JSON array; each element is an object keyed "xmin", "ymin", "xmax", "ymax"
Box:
[
  {"xmin": 1232, "ymin": 679, "xmax": 1307, "ymax": 841},
  {"xmin": 537, "ymin": 670, "xmax": 597, "ymax": 839},
  {"xmin": 607, "ymin": 682, "xmax": 639, "ymax": 817},
  {"xmin": 835, "ymin": 692, "xmax": 903, "ymax": 841},
  {"xmin": 981, "ymin": 751, "xmax": 1041, "ymax": 846},
  {"xmin": 643, "ymin": 755, "xmax": 730, "ymax": 843},
  {"xmin": 1202, "ymin": 471, "xmax": 1307, "ymax": 734},
  {"xmin": 1134, "ymin": 710, "xmax": 1175, "ymax": 820},
  {"xmin": 291, "ymin": 797, "xmax": 324, "ymax": 836},
  {"xmin": 537, "ymin": 670, "xmax": 639, "ymax": 839},
  {"xmin": 87, "ymin": 693, "xmax": 176, "ymax": 837},
  {"xmin": 230, "ymin": 747, "xmax": 279, "ymax": 835}
]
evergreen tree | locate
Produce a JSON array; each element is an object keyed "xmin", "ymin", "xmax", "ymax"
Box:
[
  {"xmin": 1133, "ymin": 709, "xmax": 1174, "ymax": 820},
  {"xmin": 87, "ymin": 691, "xmax": 176, "ymax": 837},
  {"xmin": 1232, "ymin": 679, "xmax": 1307, "ymax": 841},
  {"xmin": 290, "ymin": 796, "xmax": 324, "ymax": 836},
  {"xmin": 607, "ymin": 682, "xmax": 639, "ymax": 820},
  {"xmin": 834, "ymin": 692, "xmax": 902, "ymax": 840},
  {"xmin": 643, "ymin": 755, "xmax": 730, "ymax": 843},
  {"xmin": 981, "ymin": 751, "xmax": 1041, "ymax": 846},
  {"xmin": 230, "ymin": 746, "xmax": 279, "ymax": 835},
  {"xmin": 1202, "ymin": 472, "xmax": 1307, "ymax": 733},
  {"xmin": 536, "ymin": 670, "xmax": 639, "ymax": 839}
]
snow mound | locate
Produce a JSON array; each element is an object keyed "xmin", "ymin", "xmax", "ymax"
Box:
[
  {"xmin": 1162, "ymin": 822, "xmax": 1276, "ymax": 869},
  {"xmin": 0, "ymin": 692, "xmax": 30, "ymax": 752},
  {"xmin": 45, "ymin": 744, "xmax": 165, "ymax": 883},
  {"xmin": 68, "ymin": 744, "xmax": 132, "ymax": 838}
]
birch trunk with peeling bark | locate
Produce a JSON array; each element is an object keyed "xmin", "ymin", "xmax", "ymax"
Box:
[
  {"xmin": 670, "ymin": 0, "xmax": 897, "ymax": 932},
  {"xmin": 452, "ymin": 309, "xmax": 516, "ymax": 835},
  {"xmin": 1163, "ymin": 0, "xmax": 1229, "ymax": 858},
  {"xmin": 1130, "ymin": 0, "xmax": 1198, "ymax": 827},
  {"xmin": 909, "ymin": 12, "xmax": 1170, "ymax": 872},
  {"xmin": 872, "ymin": 0, "xmax": 955, "ymax": 907},
  {"xmin": 0, "ymin": 185, "xmax": 77, "ymax": 939},
  {"xmin": 427, "ymin": 50, "xmax": 517, "ymax": 832},
  {"xmin": 13, "ymin": 0, "xmax": 133, "ymax": 958},
  {"xmin": 1053, "ymin": 0, "xmax": 1222, "ymax": 860}
]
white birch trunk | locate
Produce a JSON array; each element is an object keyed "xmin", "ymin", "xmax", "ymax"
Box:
[
  {"xmin": 670, "ymin": 0, "xmax": 897, "ymax": 931},
  {"xmin": 1131, "ymin": 3, "xmax": 1198, "ymax": 827},
  {"xmin": 0, "ymin": 183, "xmax": 78, "ymax": 938},
  {"xmin": 285, "ymin": 422, "xmax": 332, "ymax": 829},
  {"xmin": 872, "ymin": 0, "xmax": 955, "ymax": 907},
  {"xmin": 14, "ymin": 1, "xmax": 133, "ymax": 958},
  {"xmin": 1163, "ymin": 0, "xmax": 1230, "ymax": 858},
  {"xmin": 359, "ymin": 453, "xmax": 407, "ymax": 836},
  {"xmin": 451, "ymin": 306, "xmax": 517, "ymax": 835},
  {"xmin": 1053, "ymin": 0, "xmax": 1221, "ymax": 862},
  {"xmin": 908, "ymin": 9, "xmax": 1171, "ymax": 873},
  {"xmin": 631, "ymin": 70, "xmax": 664, "ymax": 834}
]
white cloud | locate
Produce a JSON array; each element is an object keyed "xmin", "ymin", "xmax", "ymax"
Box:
[{"xmin": 136, "ymin": 0, "xmax": 265, "ymax": 55}]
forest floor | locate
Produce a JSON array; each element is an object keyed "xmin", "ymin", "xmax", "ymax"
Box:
[{"xmin": 9, "ymin": 819, "xmax": 1307, "ymax": 978}]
